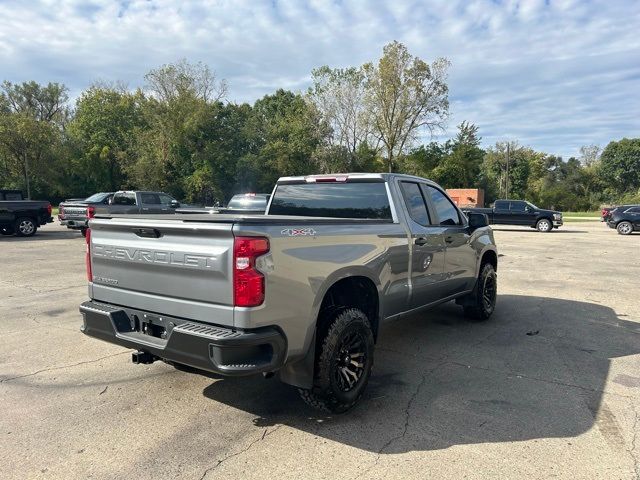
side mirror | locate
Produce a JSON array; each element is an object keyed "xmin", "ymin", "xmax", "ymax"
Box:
[
  {"xmin": 169, "ymin": 200, "xmax": 180, "ymax": 208},
  {"xmin": 468, "ymin": 212, "xmax": 489, "ymax": 230},
  {"xmin": 525, "ymin": 206, "xmax": 532, "ymax": 212}
]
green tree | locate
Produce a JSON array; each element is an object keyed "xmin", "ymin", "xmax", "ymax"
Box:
[
  {"xmin": 600, "ymin": 138, "xmax": 640, "ymax": 194},
  {"xmin": 363, "ymin": 41, "xmax": 450, "ymax": 172},
  {"xmin": 68, "ymin": 85, "xmax": 146, "ymax": 193},
  {"xmin": 308, "ymin": 66, "xmax": 372, "ymax": 161},
  {"xmin": 0, "ymin": 81, "xmax": 69, "ymax": 198},
  {"xmin": 430, "ymin": 122, "xmax": 484, "ymax": 188},
  {"xmin": 245, "ymin": 89, "xmax": 328, "ymax": 191}
]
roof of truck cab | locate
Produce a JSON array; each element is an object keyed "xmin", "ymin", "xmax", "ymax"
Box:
[{"xmin": 276, "ymin": 172, "xmax": 440, "ymax": 186}]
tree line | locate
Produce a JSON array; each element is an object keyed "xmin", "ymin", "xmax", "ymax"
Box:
[{"xmin": 1, "ymin": 42, "xmax": 639, "ymax": 210}]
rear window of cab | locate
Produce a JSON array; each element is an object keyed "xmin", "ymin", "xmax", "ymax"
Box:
[{"xmin": 269, "ymin": 183, "xmax": 392, "ymax": 219}]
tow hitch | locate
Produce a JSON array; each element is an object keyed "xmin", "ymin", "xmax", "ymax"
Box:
[{"xmin": 132, "ymin": 350, "xmax": 156, "ymax": 364}]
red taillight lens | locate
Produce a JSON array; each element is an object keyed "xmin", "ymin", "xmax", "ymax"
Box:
[
  {"xmin": 47, "ymin": 203, "xmax": 52, "ymax": 215},
  {"xmin": 233, "ymin": 236, "xmax": 269, "ymax": 307},
  {"xmin": 85, "ymin": 228, "xmax": 92, "ymax": 281},
  {"xmin": 87, "ymin": 206, "xmax": 95, "ymax": 219}
]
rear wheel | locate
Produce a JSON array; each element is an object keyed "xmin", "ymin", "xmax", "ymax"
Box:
[
  {"xmin": 81, "ymin": 228, "xmax": 88, "ymax": 237},
  {"xmin": 1, "ymin": 226, "xmax": 14, "ymax": 236},
  {"xmin": 14, "ymin": 217, "xmax": 37, "ymax": 237},
  {"xmin": 536, "ymin": 218, "xmax": 552, "ymax": 232},
  {"xmin": 463, "ymin": 263, "xmax": 497, "ymax": 321},
  {"xmin": 298, "ymin": 308, "xmax": 374, "ymax": 413},
  {"xmin": 617, "ymin": 221, "xmax": 633, "ymax": 235}
]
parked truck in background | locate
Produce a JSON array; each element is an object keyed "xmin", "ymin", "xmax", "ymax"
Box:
[
  {"xmin": 0, "ymin": 189, "xmax": 53, "ymax": 237},
  {"xmin": 80, "ymin": 173, "xmax": 498, "ymax": 412},
  {"xmin": 463, "ymin": 199, "xmax": 563, "ymax": 232},
  {"xmin": 59, "ymin": 192, "xmax": 114, "ymax": 236}
]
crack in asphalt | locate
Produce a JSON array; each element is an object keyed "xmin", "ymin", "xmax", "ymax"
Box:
[
  {"xmin": 630, "ymin": 403, "xmax": 640, "ymax": 480},
  {"xmin": 356, "ymin": 361, "xmax": 445, "ymax": 479},
  {"xmin": 198, "ymin": 425, "xmax": 283, "ymax": 480},
  {"xmin": 0, "ymin": 352, "xmax": 129, "ymax": 383}
]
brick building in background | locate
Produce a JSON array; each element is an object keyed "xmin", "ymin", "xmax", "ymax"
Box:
[{"xmin": 446, "ymin": 188, "xmax": 485, "ymax": 208}]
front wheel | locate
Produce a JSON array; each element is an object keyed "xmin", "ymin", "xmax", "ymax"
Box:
[
  {"xmin": 298, "ymin": 308, "xmax": 374, "ymax": 413},
  {"xmin": 536, "ymin": 218, "xmax": 552, "ymax": 232},
  {"xmin": 463, "ymin": 263, "xmax": 497, "ymax": 321},
  {"xmin": 617, "ymin": 221, "xmax": 633, "ymax": 235},
  {"xmin": 14, "ymin": 217, "xmax": 37, "ymax": 237}
]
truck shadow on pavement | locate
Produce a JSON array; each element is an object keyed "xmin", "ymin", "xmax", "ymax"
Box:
[{"xmin": 202, "ymin": 294, "xmax": 640, "ymax": 453}]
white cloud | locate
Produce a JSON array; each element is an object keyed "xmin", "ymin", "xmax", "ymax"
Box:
[{"xmin": 0, "ymin": 0, "xmax": 638, "ymax": 158}]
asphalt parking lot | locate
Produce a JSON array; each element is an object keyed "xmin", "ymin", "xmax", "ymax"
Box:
[{"xmin": 1, "ymin": 221, "xmax": 639, "ymax": 480}]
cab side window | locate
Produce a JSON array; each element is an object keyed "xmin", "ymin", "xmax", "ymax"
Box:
[
  {"xmin": 158, "ymin": 194, "xmax": 175, "ymax": 205},
  {"xmin": 510, "ymin": 201, "xmax": 526, "ymax": 212},
  {"xmin": 140, "ymin": 193, "xmax": 161, "ymax": 204},
  {"xmin": 399, "ymin": 181, "xmax": 431, "ymax": 226},
  {"xmin": 113, "ymin": 193, "xmax": 137, "ymax": 206},
  {"xmin": 424, "ymin": 186, "xmax": 461, "ymax": 226}
]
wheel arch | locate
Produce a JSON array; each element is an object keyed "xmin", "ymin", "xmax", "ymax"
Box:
[
  {"xmin": 476, "ymin": 246, "xmax": 498, "ymax": 277},
  {"xmin": 278, "ymin": 270, "xmax": 381, "ymax": 390}
]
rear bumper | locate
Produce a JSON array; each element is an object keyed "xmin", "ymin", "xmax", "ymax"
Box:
[
  {"xmin": 79, "ymin": 301, "xmax": 287, "ymax": 376},
  {"xmin": 60, "ymin": 219, "xmax": 88, "ymax": 228}
]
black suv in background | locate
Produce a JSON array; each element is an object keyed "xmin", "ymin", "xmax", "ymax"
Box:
[{"xmin": 606, "ymin": 205, "xmax": 640, "ymax": 235}]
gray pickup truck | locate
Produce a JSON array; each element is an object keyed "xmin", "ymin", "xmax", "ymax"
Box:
[
  {"xmin": 80, "ymin": 173, "xmax": 498, "ymax": 412},
  {"xmin": 60, "ymin": 191, "xmax": 180, "ymax": 236}
]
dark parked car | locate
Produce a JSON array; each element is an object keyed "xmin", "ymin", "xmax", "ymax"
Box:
[
  {"xmin": 59, "ymin": 192, "xmax": 114, "ymax": 236},
  {"xmin": 0, "ymin": 189, "xmax": 53, "ymax": 237},
  {"xmin": 463, "ymin": 199, "xmax": 563, "ymax": 232},
  {"xmin": 606, "ymin": 205, "xmax": 640, "ymax": 235}
]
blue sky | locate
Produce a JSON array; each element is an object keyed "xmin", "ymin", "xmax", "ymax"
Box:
[{"xmin": 0, "ymin": 0, "xmax": 638, "ymax": 159}]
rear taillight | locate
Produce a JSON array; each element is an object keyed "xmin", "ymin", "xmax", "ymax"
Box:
[
  {"xmin": 47, "ymin": 203, "xmax": 52, "ymax": 215},
  {"xmin": 233, "ymin": 236, "xmax": 269, "ymax": 307},
  {"xmin": 85, "ymin": 228, "xmax": 92, "ymax": 281},
  {"xmin": 87, "ymin": 206, "xmax": 95, "ymax": 218}
]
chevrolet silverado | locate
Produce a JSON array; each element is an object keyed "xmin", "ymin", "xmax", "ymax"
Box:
[{"xmin": 80, "ymin": 173, "xmax": 498, "ymax": 412}]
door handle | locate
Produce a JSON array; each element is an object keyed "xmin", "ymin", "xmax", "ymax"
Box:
[
  {"xmin": 414, "ymin": 237, "xmax": 427, "ymax": 246},
  {"xmin": 445, "ymin": 236, "xmax": 454, "ymax": 244}
]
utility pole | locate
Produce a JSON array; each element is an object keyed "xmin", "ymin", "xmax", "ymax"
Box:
[{"xmin": 505, "ymin": 142, "xmax": 510, "ymax": 200}]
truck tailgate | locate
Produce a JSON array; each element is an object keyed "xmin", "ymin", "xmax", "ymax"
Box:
[{"xmin": 89, "ymin": 217, "xmax": 234, "ymax": 325}]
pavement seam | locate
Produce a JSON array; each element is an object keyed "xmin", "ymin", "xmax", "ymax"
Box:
[
  {"xmin": 0, "ymin": 352, "xmax": 129, "ymax": 383},
  {"xmin": 198, "ymin": 424, "xmax": 283, "ymax": 479}
]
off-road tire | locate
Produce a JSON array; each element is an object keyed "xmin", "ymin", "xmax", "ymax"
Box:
[
  {"xmin": 463, "ymin": 263, "xmax": 497, "ymax": 321},
  {"xmin": 617, "ymin": 221, "xmax": 633, "ymax": 235},
  {"xmin": 536, "ymin": 218, "xmax": 552, "ymax": 232},
  {"xmin": 14, "ymin": 217, "xmax": 37, "ymax": 237},
  {"xmin": 298, "ymin": 308, "xmax": 374, "ymax": 413}
]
